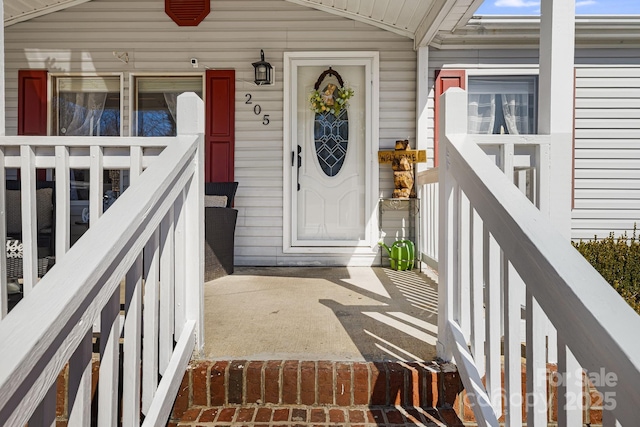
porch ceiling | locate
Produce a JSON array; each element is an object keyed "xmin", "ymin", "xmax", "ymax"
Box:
[
  {"xmin": 284, "ymin": 0, "xmax": 484, "ymax": 48},
  {"xmin": 3, "ymin": 0, "xmax": 484, "ymax": 48}
]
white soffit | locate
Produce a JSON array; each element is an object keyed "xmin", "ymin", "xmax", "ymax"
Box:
[
  {"xmin": 4, "ymin": 0, "xmax": 94, "ymax": 27},
  {"xmin": 3, "ymin": 0, "xmax": 483, "ymax": 48},
  {"xmin": 283, "ymin": 0, "xmax": 483, "ymax": 48}
]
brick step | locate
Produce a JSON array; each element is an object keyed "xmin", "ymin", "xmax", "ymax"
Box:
[
  {"xmin": 173, "ymin": 404, "xmax": 464, "ymax": 427},
  {"xmin": 170, "ymin": 360, "xmax": 464, "ymax": 425}
]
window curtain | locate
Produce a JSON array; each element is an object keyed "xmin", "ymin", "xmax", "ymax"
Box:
[
  {"xmin": 502, "ymin": 94, "xmax": 531, "ymax": 135},
  {"xmin": 468, "ymin": 76, "xmax": 536, "ymax": 135},
  {"xmin": 468, "ymin": 94, "xmax": 496, "ymax": 134},
  {"xmin": 61, "ymin": 93, "xmax": 107, "ymax": 136},
  {"xmin": 59, "ymin": 93, "xmax": 107, "ymax": 199},
  {"xmin": 163, "ymin": 92, "xmax": 178, "ymax": 123}
]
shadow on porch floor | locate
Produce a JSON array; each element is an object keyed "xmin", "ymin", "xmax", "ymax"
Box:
[{"xmin": 203, "ymin": 266, "xmax": 439, "ymax": 362}]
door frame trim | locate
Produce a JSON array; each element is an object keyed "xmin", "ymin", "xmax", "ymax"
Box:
[{"xmin": 283, "ymin": 51, "xmax": 380, "ymax": 254}]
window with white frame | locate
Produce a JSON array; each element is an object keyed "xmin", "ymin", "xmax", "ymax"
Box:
[
  {"xmin": 467, "ymin": 76, "xmax": 538, "ymax": 135},
  {"xmin": 52, "ymin": 76, "xmax": 121, "ymax": 137},
  {"xmin": 51, "ymin": 76, "xmax": 122, "ymax": 201},
  {"xmin": 133, "ymin": 76, "xmax": 203, "ymax": 136}
]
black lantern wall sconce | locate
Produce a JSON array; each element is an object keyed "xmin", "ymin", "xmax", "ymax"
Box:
[{"xmin": 252, "ymin": 49, "xmax": 274, "ymax": 86}]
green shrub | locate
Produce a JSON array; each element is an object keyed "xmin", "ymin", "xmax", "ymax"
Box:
[{"xmin": 572, "ymin": 227, "xmax": 640, "ymax": 315}]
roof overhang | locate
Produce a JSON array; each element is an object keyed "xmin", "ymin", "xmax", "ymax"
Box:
[
  {"xmin": 282, "ymin": 0, "xmax": 484, "ymax": 49},
  {"xmin": 431, "ymin": 15, "xmax": 640, "ymax": 49},
  {"xmin": 4, "ymin": 0, "xmax": 93, "ymax": 27},
  {"xmin": 3, "ymin": 0, "xmax": 482, "ymax": 49}
]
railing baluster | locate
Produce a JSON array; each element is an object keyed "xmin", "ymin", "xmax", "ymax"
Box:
[
  {"xmin": 174, "ymin": 190, "xmax": 186, "ymax": 338},
  {"xmin": 98, "ymin": 286, "xmax": 121, "ymax": 427},
  {"xmin": 131, "ymin": 145, "xmax": 143, "ymax": 178},
  {"xmin": 159, "ymin": 209, "xmax": 176, "ymax": 374},
  {"xmin": 55, "ymin": 146, "xmax": 71, "ymax": 260},
  {"xmin": 90, "ymin": 145, "xmax": 104, "ymax": 226},
  {"xmin": 503, "ymin": 257, "xmax": 522, "ymax": 427},
  {"xmin": 20, "ymin": 145, "xmax": 37, "ymax": 294},
  {"xmin": 68, "ymin": 330, "xmax": 93, "ymax": 426},
  {"xmin": 458, "ymin": 192, "xmax": 471, "ymax": 340},
  {"xmin": 557, "ymin": 338, "xmax": 583, "ymax": 427},
  {"xmin": 484, "ymin": 227, "xmax": 502, "ymax": 416},
  {"xmin": 143, "ymin": 231, "xmax": 160, "ymax": 414},
  {"xmin": 526, "ymin": 292, "xmax": 548, "ymax": 427},
  {"xmin": 470, "ymin": 209, "xmax": 485, "ymax": 377},
  {"xmin": 123, "ymin": 253, "xmax": 143, "ymax": 425}
]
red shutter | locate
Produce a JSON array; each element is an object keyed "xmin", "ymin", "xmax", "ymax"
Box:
[
  {"xmin": 434, "ymin": 70, "xmax": 465, "ymax": 167},
  {"xmin": 165, "ymin": 0, "xmax": 210, "ymax": 26},
  {"xmin": 205, "ymin": 70, "xmax": 235, "ymax": 182},
  {"xmin": 18, "ymin": 70, "xmax": 48, "ymax": 136},
  {"xmin": 18, "ymin": 70, "xmax": 48, "ymax": 180}
]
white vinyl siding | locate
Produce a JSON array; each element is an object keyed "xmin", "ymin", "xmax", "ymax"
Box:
[
  {"xmin": 429, "ymin": 48, "xmax": 640, "ymax": 242},
  {"xmin": 574, "ymin": 65, "xmax": 640, "ymax": 240},
  {"xmin": 4, "ymin": 0, "xmax": 416, "ymax": 266}
]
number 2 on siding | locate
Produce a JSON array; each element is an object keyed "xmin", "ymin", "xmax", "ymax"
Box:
[{"xmin": 245, "ymin": 93, "xmax": 252, "ymax": 104}]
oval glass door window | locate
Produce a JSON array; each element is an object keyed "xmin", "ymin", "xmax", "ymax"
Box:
[{"xmin": 314, "ymin": 108, "xmax": 349, "ymax": 177}]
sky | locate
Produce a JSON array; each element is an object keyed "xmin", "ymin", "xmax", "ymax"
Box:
[{"xmin": 476, "ymin": 0, "xmax": 640, "ymax": 15}]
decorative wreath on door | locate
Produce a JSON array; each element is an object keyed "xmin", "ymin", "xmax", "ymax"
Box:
[{"xmin": 309, "ymin": 67, "xmax": 354, "ymax": 117}]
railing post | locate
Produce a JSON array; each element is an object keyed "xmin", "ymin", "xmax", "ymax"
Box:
[
  {"xmin": 177, "ymin": 92, "xmax": 205, "ymax": 353},
  {"xmin": 437, "ymin": 88, "xmax": 468, "ymax": 361}
]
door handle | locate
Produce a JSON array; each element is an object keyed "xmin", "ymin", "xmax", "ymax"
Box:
[{"xmin": 297, "ymin": 145, "xmax": 302, "ymax": 191}]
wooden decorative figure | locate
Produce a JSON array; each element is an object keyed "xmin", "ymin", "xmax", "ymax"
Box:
[{"xmin": 378, "ymin": 140, "xmax": 427, "ymax": 198}]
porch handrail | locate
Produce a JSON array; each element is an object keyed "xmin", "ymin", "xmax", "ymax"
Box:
[
  {"xmin": 438, "ymin": 88, "xmax": 640, "ymax": 426},
  {"xmin": 0, "ymin": 93, "xmax": 205, "ymax": 426}
]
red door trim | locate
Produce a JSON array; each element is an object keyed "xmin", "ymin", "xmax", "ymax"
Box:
[{"xmin": 434, "ymin": 70, "xmax": 466, "ymax": 167}]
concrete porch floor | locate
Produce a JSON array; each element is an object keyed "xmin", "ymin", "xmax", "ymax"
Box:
[{"xmin": 203, "ymin": 266, "xmax": 439, "ymax": 362}]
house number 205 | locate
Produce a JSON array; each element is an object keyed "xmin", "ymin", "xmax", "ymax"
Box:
[{"xmin": 245, "ymin": 94, "xmax": 270, "ymax": 125}]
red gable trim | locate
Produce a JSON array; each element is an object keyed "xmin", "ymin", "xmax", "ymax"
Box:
[{"xmin": 165, "ymin": 0, "xmax": 210, "ymax": 26}]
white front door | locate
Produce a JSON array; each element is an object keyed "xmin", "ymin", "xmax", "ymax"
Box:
[
  {"xmin": 284, "ymin": 53, "xmax": 379, "ymax": 254},
  {"xmin": 295, "ymin": 65, "xmax": 365, "ymax": 245}
]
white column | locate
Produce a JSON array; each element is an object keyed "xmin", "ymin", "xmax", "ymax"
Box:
[
  {"xmin": 416, "ymin": 46, "xmax": 429, "ymax": 172},
  {"xmin": 538, "ymin": 0, "xmax": 575, "ymax": 239}
]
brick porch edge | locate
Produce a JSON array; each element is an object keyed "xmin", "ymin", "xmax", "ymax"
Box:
[{"xmin": 170, "ymin": 360, "xmax": 463, "ymax": 422}]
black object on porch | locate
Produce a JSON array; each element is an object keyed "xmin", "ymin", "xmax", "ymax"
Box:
[
  {"xmin": 204, "ymin": 182, "xmax": 238, "ymax": 281},
  {"xmin": 6, "ymin": 180, "xmax": 55, "ymax": 256}
]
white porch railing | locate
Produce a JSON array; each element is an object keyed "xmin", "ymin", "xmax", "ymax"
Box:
[
  {"xmin": 417, "ymin": 131, "xmax": 550, "ymax": 269},
  {"xmin": 0, "ymin": 93, "xmax": 205, "ymax": 426},
  {"xmin": 437, "ymin": 88, "xmax": 640, "ymax": 426}
]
